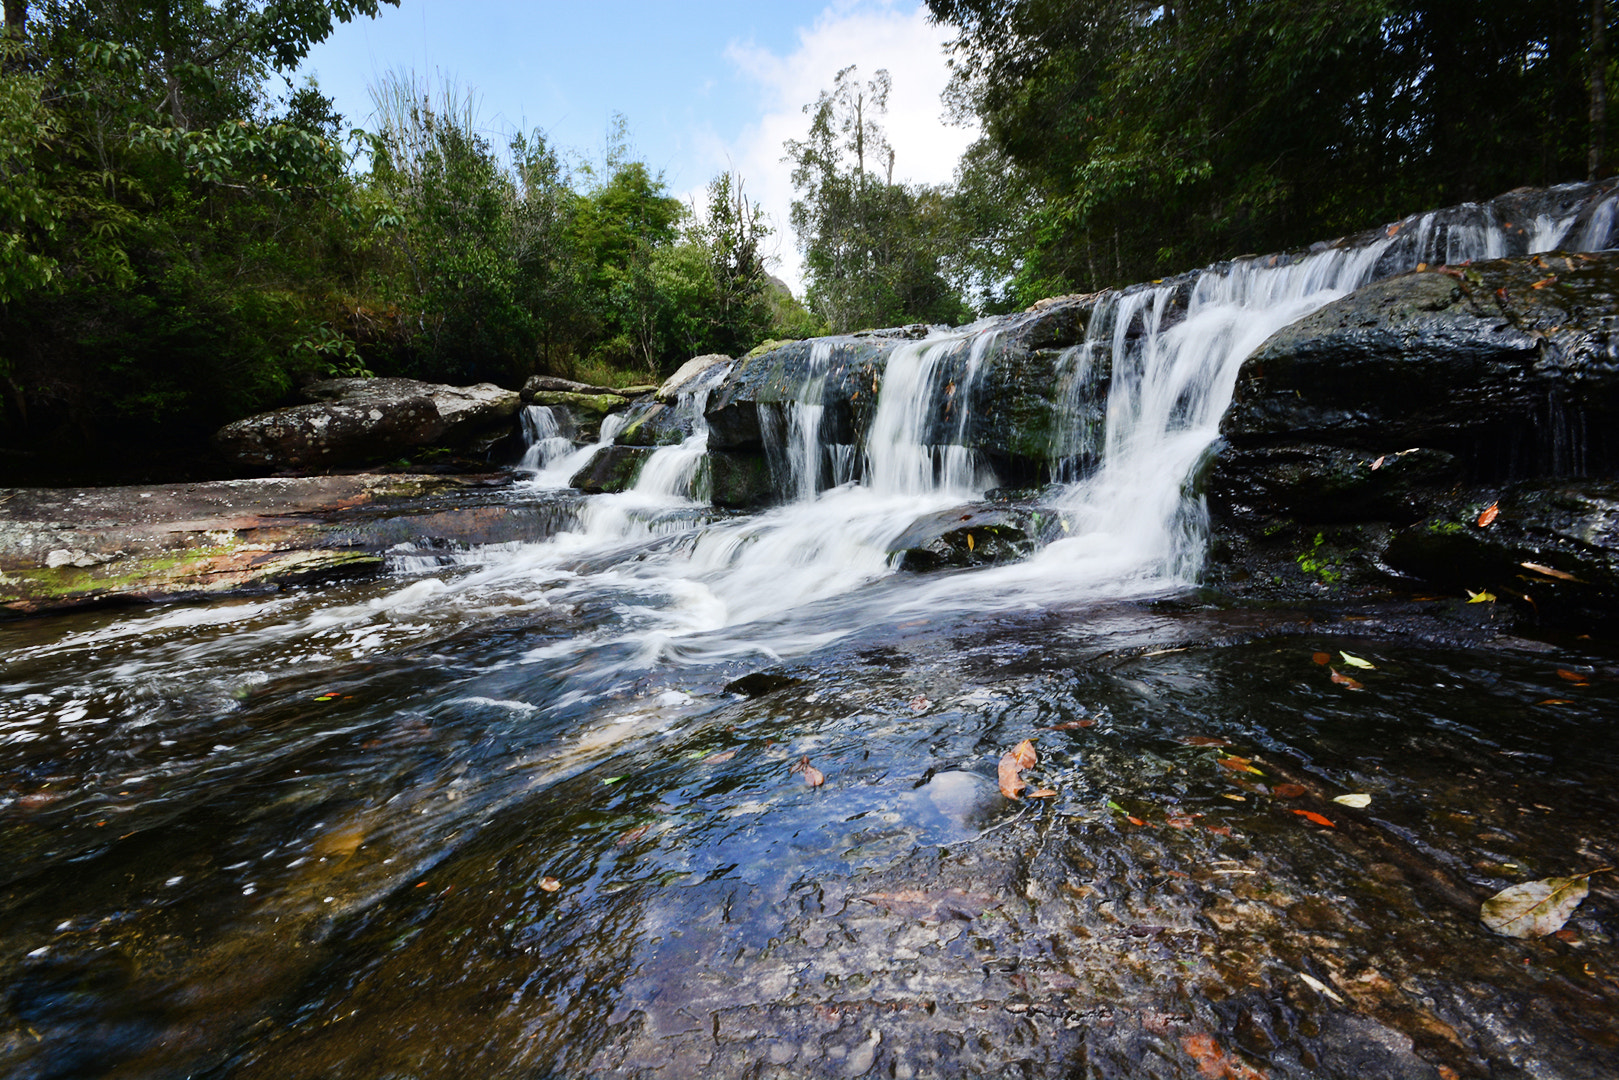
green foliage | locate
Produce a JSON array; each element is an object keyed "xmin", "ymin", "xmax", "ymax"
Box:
[
  {"xmin": 929, "ymin": 0, "xmax": 1612, "ymax": 301},
  {"xmin": 786, "ymin": 65, "xmax": 969, "ymax": 331}
]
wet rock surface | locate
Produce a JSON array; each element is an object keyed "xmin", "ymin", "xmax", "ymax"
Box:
[{"xmin": 0, "ymin": 474, "xmax": 580, "ymax": 614}]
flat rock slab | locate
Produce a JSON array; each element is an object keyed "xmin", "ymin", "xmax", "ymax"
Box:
[{"xmin": 0, "ymin": 474, "xmax": 547, "ymax": 615}]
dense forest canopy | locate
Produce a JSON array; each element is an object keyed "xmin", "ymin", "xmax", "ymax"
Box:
[
  {"xmin": 927, "ymin": 0, "xmax": 1613, "ymax": 304},
  {"xmin": 0, "ymin": 0, "xmax": 1611, "ymax": 475}
]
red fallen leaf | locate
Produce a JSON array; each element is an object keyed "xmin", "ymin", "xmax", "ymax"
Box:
[
  {"xmin": 1206, "ymin": 825, "xmax": 1233, "ymax": 836},
  {"xmin": 1477, "ymin": 502, "xmax": 1500, "ymax": 527},
  {"xmin": 1179, "ymin": 735, "xmax": 1229, "ymax": 747},
  {"xmin": 1329, "ymin": 668, "xmax": 1364, "ymax": 690},
  {"xmin": 1012, "ymin": 739, "xmax": 1038, "ymax": 769},
  {"xmin": 998, "ymin": 752, "xmax": 1026, "ymax": 799},
  {"xmin": 616, "ymin": 824, "xmax": 651, "ymax": 846},
  {"xmin": 1556, "ymin": 669, "xmax": 1587, "ymax": 682},
  {"xmin": 1496, "ymin": 286, "xmax": 1510, "ymax": 303},
  {"xmin": 1292, "ymin": 809, "xmax": 1336, "ymax": 828},
  {"xmin": 1537, "ymin": 698, "xmax": 1575, "ymax": 705},
  {"xmin": 1218, "ymin": 755, "xmax": 1261, "ymax": 774},
  {"xmin": 1182, "ymin": 1032, "xmax": 1267, "ymax": 1080},
  {"xmin": 1311, "ymin": 652, "xmax": 1332, "ymax": 665},
  {"xmin": 1272, "ymin": 783, "xmax": 1308, "ymax": 798},
  {"xmin": 1166, "ymin": 813, "xmax": 1201, "ymax": 828},
  {"xmin": 703, "ymin": 749, "xmax": 737, "ymax": 764},
  {"xmin": 1386, "ymin": 223, "xmax": 1401, "ymax": 237},
  {"xmin": 1126, "ymin": 815, "xmax": 1146, "ymax": 826},
  {"xmin": 1530, "ymin": 275, "xmax": 1557, "ymax": 290}
]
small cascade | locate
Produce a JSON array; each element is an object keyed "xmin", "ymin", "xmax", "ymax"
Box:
[
  {"xmin": 523, "ymin": 412, "xmax": 629, "ymax": 489},
  {"xmin": 761, "ymin": 340, "xmax": 836, "ymax": 501},
  {"xmin": 863, "ymin": 330, "xmax": 998, "ymax": 497},
  {"xmin": 517, "ymin": 406, "xmax": 576, "ymax": 473}
]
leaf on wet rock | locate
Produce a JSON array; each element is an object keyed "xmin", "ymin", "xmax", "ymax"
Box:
[
  {"xmin": 856, "ymin": 887, "xmax": 1001, "ymax": 922},
  {"xmin": 1332, "ymin": 793, "xmax": 1372, "ymax": 808},
  {"xmin": 1311, "ymin": 652, "xmax": 1332, "ymax": 665},
  {"xmin": 1466, "ymin": 589, "xmax": 1496, "ymax": 603},
  {"xmin": 1027, "ymin": 787, "xmax": 1058, "ymax": 799},
  {"xmin": 1298, "ymin": 971, "xmax": 1345, "ymax": 1003},
  {"xmin": 615, "ymin": 823, "xmax": 651, "ymax": 846},
  {"xmin": 1339, "ymin": 651, "xmax": 1375, "ymax": 670},
  {"xmin": 1537, "ymin": 698, "xmax": 1575, "ymax": 706},
  {"xmin": 791, "ymin": 755, "xmax": 825, "ymax": 786},
  {"xmin": 1370, "ymin": 455, "xmax": 1386, "ymax": 471},
  {"xmin": 1521, "ymin": 561, "xmax": 1580, "ymax": 582},
  {"xmin": 908, "ymin": 694, "xmax": 931, "ymax": 713},
  {"xmin": 1477, "ymin": 502, "xmax": 1500, "ymax": 527},
  {"xmin": 1292, "ymin": 809, "xmax": 1336, "ymax": 828},
  {"xmin": 540, "ymin": 877, "xmax": 561, "ymax": 892},
  {"xmin": 998, "ymin": 752, "xmax": 1026, "ymax": 799},
  {"xmin": 1180, "ymin": 735, "xmax": 1230, "ymax": 746},
  {"xmin": 1218, "ymin": 755, "xmax": 1263, "ymax": 776},
  {"xmin": 1481, "ymin": 872, "xmax": 1605, "ymax": 938},
  {"xmin": 1046, "ymin": 718, "xmax": 1097, "ymax": 730},
  {"xmin": 703, "ymin": 749, "xmax": 737, "ymax": 764},
  {"xmin": 1012, "ymin": 739, "xmax": 1038, "ymax": 769},
  {"xmin": 1556, "ymin": 669, "xmax": 1589, "ymax": 683},
  {"xmin": 1329, "ymin": 668, "xmax": 1364, "ymax": 691},
  {"xmin": 1181, "ymin": 1032, "xmax": 1267, "ymax": 1080},
  {"xmin": 1272, "ymin": 783, "xmax": 1308, "ymax": 799}
]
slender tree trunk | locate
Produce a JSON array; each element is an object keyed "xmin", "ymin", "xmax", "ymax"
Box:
[
  {"xmin": 3, "ymin": 0, "xmax": 25, "ymax": 41},
  {"xmin": 1593, "ymin": 0, "xmax": 1608, "ymax": 180}
]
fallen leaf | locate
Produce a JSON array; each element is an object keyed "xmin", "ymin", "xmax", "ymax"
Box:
[
  {"xmin": 1181, "ymin": 1032, "xmax": 1267, "ymax": 1080},
  {"xmin": 1298, "ymin": 971, "xmax": 1345, "ymax": 1003},
  {"xmin": 1530, "ymin": 275, "xmax": 1557, "ymax": 289},
  {"xmin": 1166, "ymin": 814, "xmax": 1201, "ymax": 828},
  {"xmin": 908, "ymin": 694, "xmax": 932, "ymax": 713},
  {"xmin": 1521, "ymin": 561, "xmax": 1580, "ymax": 582},
  {"xmin": 1046, "ymin": 719, "xmax": 1097, "ymax": 730},
  {"xmin": 998, "ymin": 752, "xmax": 1026, "ymax": 799},
  {"xmin": 1218, "ymin": 755, "xmax": 1264, "ymax": 776},
  {"xmin": 703, "ymin": 750, "xmax": 737, "ymax": 764},
  {"xmin": 1221, "ymin": 793, "xmax": 1247, "ymax": 802},
  {"xmin": 540, "ymin": 877, "xmax": 561, "ymax": 892},
  {"xmin": 1329, "ymin": 668, "xmax": 1364, "ymax": 691},
  {"xmin": 856, "ymin": 887, "xmax": 1001, "ymax": 922},
  {"xmin": 1466, "ymin": 589, "xmax": 1497, "ymax": 603},
  {"xmin": 1311, "ymin": 651, "xmax": 1332, "ymax": 665},
  {"xmin": 1012, "ymin": 739, "xmax": 1038, "ymax": 769},
  {"xmin": 616, "ymin": 823, "xmax": 651, "ymax": 846},
  {"xmin": 1272, "ymin": 783, "xmax": 1308, "ymax": 798},
  {"xmin": 1292, "ymin": 809, "xmax": 1336, "ymax": 827},
  {"xmin": 1370, "ymin": 455, "xmax": 1386, "ymax": 470},
  {"xmin": 1481, "ymin": 871, "xmax": 1607, "ymax": 938},
  {"xmin": 1339, "ymin": 651, "xmax": 1375, "ymax": 669},
  {"xmin": 966, "ymin": 532, "xmax": 975, "ymax": 551},
  {"xmin": 1537, "ymin": 698, "xmax": 1575, "ymax": 705},
  {"xmin": 1477, "ymin": 502, "xmax": 1500, "ymax": 527},
  {"xmin": 1415, "ymin": 262, "xmax": 1427, "ymax": 272},
  {"xmin": 1027, "ymin": 787, "xmax": 1058, "ymax": 798},
  {"xmin": 1556, "ymin": 669, "xmax": 1587, "ymax": 682},
  {"xmin": 1180, "ymin": 735, "xmax": 1230, "ymax": 746},
  {"xmin": 803, "ymin": 764, "xmax": 825, "ymax": 787},
  {"xmin": 1386, "ymin": 222, "xmax": 1401, "ymax": 237},
  {"xmin": 1333, "ymin": 793, "xmax": 1372, "ymax": 808},
  {"xmin": 1126, "ymin": 815, "xmax": 1146, "ymax": 826},
  {"xmin": 1206, "ymin": 824, "xmax": 1233, "ymax": 836}
]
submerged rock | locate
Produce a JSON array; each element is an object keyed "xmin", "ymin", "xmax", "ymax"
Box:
[
  {"xmin": 569, "ymin": 445, "xmax": 651, "ymax": 494},
  {"xmin": 890, "ymin": 504, "xmax": 1052, "ymax": 571}
]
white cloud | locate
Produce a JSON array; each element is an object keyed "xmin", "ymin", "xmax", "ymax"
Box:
[{"xmin": 707, "ymin": 2, "xmax": 976, "ymax": 297}]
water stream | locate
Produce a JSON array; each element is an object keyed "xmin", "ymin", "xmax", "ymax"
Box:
[{"xmin": 3, "ymin": 186, "xmax": 1618, "ymax": 1078}]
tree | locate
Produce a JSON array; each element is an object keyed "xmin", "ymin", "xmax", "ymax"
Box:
[{"xmin": 785, "ymin": 65, "xmax": 966, "ymax": 331}]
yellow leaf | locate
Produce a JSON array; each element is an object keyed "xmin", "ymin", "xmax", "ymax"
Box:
[
  {"xmin": 1332, "ymin": 793, "xmax": 1371, "ymax": 808},
  {"xmin": 1466, "ymin": 589, "xmax": 1496, "ymax": 603},
  {"xmin": 966, "ymin": 533, "xmax": 975, "ymax": 552},
  {"xmin": 1339, "ymin": 651, "xmax": 1375, "ymax": 669}
]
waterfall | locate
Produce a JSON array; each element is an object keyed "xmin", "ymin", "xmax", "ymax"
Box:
[{"xmin": 517, "ymin": 406, "xmax": 576, "ymax": 473}]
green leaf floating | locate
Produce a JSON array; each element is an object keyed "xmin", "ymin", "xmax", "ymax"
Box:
[{"xmin": 1480, "ymin": 874, "xmax": 1592, "ymax": 938}]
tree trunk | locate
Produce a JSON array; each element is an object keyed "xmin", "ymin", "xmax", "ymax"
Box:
[
  {"xmin": 1593, "ymin": 0, "xmax": 1608, "ymax": 180},
  {"xmin": 3, "ymin": 0, "xmax": 25, "ymax": 40}
]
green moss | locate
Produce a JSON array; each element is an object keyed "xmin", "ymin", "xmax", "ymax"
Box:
[
  {"xmin": 743, "ymin": 338, "xmax": 795, "ymax": 360},
  {"xmin": 1426, "ymin": 519, "xmax": 1467, "ymax": 535},
  {"xmin": 1295, "ymin": 532, "xmax": 1344, "ymax": 584}
]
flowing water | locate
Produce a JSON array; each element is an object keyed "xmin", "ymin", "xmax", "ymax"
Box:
[{"xmin": 3, "ymin": 187, "xmax": 1619, "ymax": 1079}]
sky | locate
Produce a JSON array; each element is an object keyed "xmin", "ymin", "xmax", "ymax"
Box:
[{"xmin": 294, "ymin": 0, "xmax": 978, "ymax": 294}]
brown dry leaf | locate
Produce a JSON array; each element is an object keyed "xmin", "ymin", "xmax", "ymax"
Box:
[
  {"xmin": 998, "ymin": 752, "xmax": 1026, "ymax": 799},
  {"xmin": 1218, "ymin": 755, "xmax": 1263, "ymax": 776},
  {"xmin": 1181, "ymin": 1032, "xmax": 1268, "ymax": 1080},
  {"xmin": 1166, "ymin": 813, "xmax": 1201, "ymax": 829},
  {"xmin": 1045, "ymin": 718, "xmax": 1097, "ymax": 730},
  {"xmin": 703, "ymin": 749, "xmax": 737, "ymax": 764},
  {"xmin": 1477, "ymin": 502, "xmax": 1500, "ymax": 527},
  {"xmin": 1180, "ymin": 735, "xmax": 1230, "ymax": 747},
  {"xmin": 1530, "ymin": 275, "xmax": 1557, "ymax": 289},
  {"xmin": 1329, "ymin": 668, "xmax": 1364, "ymax": 691},
  {"xmin": 803, "ymin": 764, "xmax": 825, "ymax": 787},
  {"xmin": 1522, "ymin": 561, "xmax": 1580, "ymax": 582},
  {"xmin": 1311, "ymin": 651, "xmax": 1332, "ymax": 665},
  {"xmin": 1027, "ymin": 787, "xmax": 1058, "ymax": 799},
  {"xmin": 1206, "ymin": 824, "xmax": 1233, "ymax": 836},
  {"xmin": 616, "ymin": 824, "xmax": 651, "ymax": 846},
  {"xmin": 1370, "ymin": 455, "xmax": 1386, "ymax": 470},
  {"xmin": 1415, "ymin": 262, "xmax": 1427, "ymax": 272},
  {"xmin": 540, "ymin": 877, "xmax": 561, "ymax": 892},
  {"xmin": 1012, "ymin": 739, "xmax": 1038, "ymax": 769},
  {"xmin": 1556, "ymin": 669, "xmax": 1588, "ymax": 683},
  {"xmin": 1272, "ymin": 783, "xmax": 1308, "ymax": 799},
  {"xmin": 1292, "ymin": 809, "xmax": 1336, "ymax": 828},
  {"xmin": 1538, "ymin": 698, "xmax": 1575, "ymax": 705}
]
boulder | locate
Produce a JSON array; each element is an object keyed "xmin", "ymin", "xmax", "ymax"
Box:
[
  {"xmin": 215, "ymin": 397, "xmax": 445, "ymax": 470},
  {"xmin": 701, "ymin": 451, "xmax": 773, "ymax": 509},
  {"xmin": 888, "ymin": 504, "xmax": 1054, "ymax": 571},
  {"xmin": 657, "ymin": 354, "xmax": 731, "ymax": 403},
  {"xmin": 522, "ymin": 375, "xmax": 621, "ymax": 399},
  {"xmin": 302, "ymin": 378, "xmax": 520, "ymax": 442},
  {"xmin": 616, "ymin": 399, "xmax": 697, "ymax": 448},
  {"xmin": 569, "ymin": 445, "xmax": 651, "ymax": 493},
  {"xmin": 527, "ymin": 391, "xmax": 632, "ymax": 442}
]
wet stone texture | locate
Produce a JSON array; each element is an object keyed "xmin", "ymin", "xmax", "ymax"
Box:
[{"xmin": 11, "ymin": 604, "xmax": 1595, "ymax": 1079}]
